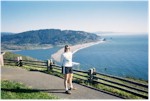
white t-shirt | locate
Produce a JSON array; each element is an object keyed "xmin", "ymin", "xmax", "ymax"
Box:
[{"xmin": 61, "ymin": 51, "xmax": 73, "ymax": 67}]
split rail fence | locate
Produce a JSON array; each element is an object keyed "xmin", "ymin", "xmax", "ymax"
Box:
[{"xmin": 4, "ymin": 58, "xmax": 148, "ymax": 99}]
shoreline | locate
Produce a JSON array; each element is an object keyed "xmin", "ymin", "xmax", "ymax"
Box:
[
  {"xmin": 51, "ymin": 40, "xmax": 105, "ymax": 63},
  {"xmin": 72, "ymin": 41, "xmax": 104, "ymax": 54},
  {"xmin": 2, "ymin": 43, "xmax": 53, "ymax": 52},
  {"xmin": 2, "ymin": 46, "xmax": 53, "ymax": 53}
]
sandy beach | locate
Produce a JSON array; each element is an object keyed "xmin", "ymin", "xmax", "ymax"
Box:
[{"xmin": 51, "ymin": 41, "xmax": 104, "ymax": 63}]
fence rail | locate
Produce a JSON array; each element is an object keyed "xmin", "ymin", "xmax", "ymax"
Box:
[
  {"xmin": 94, "ymin": 76, "xmax": 148, "ymax": 93},
  {"xmin": 96, "ymin": 72, "xmax": 148, "ymax": 88},
  {"xmin": 4, "ymin": 58, "xmax": 148, "ymax": 99}
]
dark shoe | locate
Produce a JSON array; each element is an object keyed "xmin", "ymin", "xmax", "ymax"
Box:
[
  {"xmin": 69, "ymin": 87, "xmax": 77, "ymax": 90},
  {"xmin": 65, "ymin": 90, "xmax": 71, "ymax": 94}
]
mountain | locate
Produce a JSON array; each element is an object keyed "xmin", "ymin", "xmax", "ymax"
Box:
[
  {"xmin": 1, "ymin": 32, "xmax": 16, "ymax": 36},
  {"xmin": 2, "ymin": 29, "xmax": 100, "ymax": 45},
  {"xmin": 1, "ymin": 29, "xmax": 101, "ymax": 50}
]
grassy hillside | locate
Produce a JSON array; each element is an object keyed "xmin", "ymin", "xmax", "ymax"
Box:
[{"xmin": 3, "ymin": 52, "xmax": 36, "ymax": 61}]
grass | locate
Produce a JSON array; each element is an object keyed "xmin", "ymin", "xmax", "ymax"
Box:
[
  {"xmin": 4, "ymin": 52, "xmax": 36, "ymax": 61},
  {"xmin": 92, "ymin": 81, "xmax": 143, "ymax": 99},
  {"xmin": 1, "ymin": 80, "xmax": 59, "ymax": 99}
]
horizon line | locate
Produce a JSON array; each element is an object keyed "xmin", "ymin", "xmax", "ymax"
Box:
[{"xmin": 1, "ymin": 28, "xmax": 148, "ymax": 34}]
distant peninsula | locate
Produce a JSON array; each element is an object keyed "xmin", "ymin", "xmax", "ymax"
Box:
[{"xmin": 1, "ymin": 29, "xmax": 101, "ymax": 50}]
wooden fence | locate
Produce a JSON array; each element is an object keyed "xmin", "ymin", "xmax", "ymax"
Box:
[{"xmin": 4, "ymin": 58, "xmax": 148, "ymax": 99}]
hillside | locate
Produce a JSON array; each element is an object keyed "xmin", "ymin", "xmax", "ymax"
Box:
[
  {"xmin": 3, "ymin": 52, "xmax": 36, "ymax": 61},
  {"xmin": 1, "ymin": 32, "xmax": 16, "ymax": 36},
  {"xmin": 1, "ymin": 29, "xmax": 100, "ymax": 50}
]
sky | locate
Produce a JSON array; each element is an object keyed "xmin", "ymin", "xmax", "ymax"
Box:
[{"xmin": 1, "ymin": 0, "xmax": 148, "ymax": 33}]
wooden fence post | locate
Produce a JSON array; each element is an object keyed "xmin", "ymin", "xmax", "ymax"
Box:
[
  {"xmin": 47, "ymin": 59, "xmax": 50, "ymax": 71},
  {"xmin": 16, "ymin": 57, "xmax": 20, "ymax": 66},
  {"xmin": 88, "ymin": 68, "xmax": 93, "ymax": 83},
  {"xmin": 92, "ymin": 68, "xmax": 97, "ymax": 84},
  {"xmin": 19, "ymin": 56, "xmax": 23, "ymax": 67},
  {"xmin": 0, "ymin": 52, "xmax": 5, "ymax": 66},
  {"xmin": 88, "ymin": 68, "xmax": 97, "ymax": 84},
  {"xmin": 16, "ymin": 56, "xmax": 23, "ymax": 67},
  {"xmin": 50, "ymin": 59, "xmax": 53, "ymax": 70}
]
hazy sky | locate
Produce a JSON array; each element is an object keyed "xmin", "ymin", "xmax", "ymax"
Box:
[{"xmin": 1, "ymin": 1, "xmax": 148, "ymax": 33}]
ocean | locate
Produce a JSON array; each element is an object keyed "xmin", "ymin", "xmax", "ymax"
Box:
[
  {"xmin": 73, "ymin": 34, "xmax": 148, "ymax": 80},
  {"xmin": 14, "ymin": 34, "xmax": 148, "ymax": 80},
  {"xmin": 14, "ymin": 47, "xmax": 61, "ymax": 60}
]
